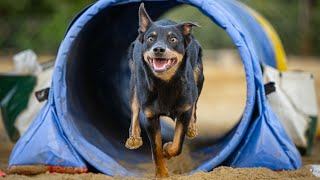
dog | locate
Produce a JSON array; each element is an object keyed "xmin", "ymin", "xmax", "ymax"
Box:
[{"xmin": 125, "ymin": 3, "xmax": 204, "ymax": 178}]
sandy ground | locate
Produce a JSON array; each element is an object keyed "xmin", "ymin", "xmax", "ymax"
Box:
[{"xmin": 0, "ymin": 51, "xmax": 319, "ymax": 179}]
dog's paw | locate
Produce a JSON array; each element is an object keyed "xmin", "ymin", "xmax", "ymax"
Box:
[
  {"xmin": 163, "ymin": 142, "xmax": 173, "ymax": 159},
  {"xmin": 186, "ymin": 127, "xmax": 198, "ymax": 139},
  {"xmin": 156, "ymin": 169, "xmax": 169, "ymax": 178},
  {"xmin": 125, "ymin": 136, "xmax": 143, "ymax": 149}
]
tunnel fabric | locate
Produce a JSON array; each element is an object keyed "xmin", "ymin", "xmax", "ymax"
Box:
[{"xmin": 9, "ymin": 0, "xmax": 301, "ymax": 177}]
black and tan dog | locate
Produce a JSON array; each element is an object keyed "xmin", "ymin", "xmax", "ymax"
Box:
[{"xmin": 125, "ymin": 3, "xmax": 204, "ymax": 178}]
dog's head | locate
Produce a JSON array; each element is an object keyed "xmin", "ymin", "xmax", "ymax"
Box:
[{"xmin": 138, "ymin": 3, "xmax": 200, "ymax": 81}]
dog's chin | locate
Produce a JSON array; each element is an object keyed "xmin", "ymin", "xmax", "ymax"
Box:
[{"xmin": 147, "ymin": 57, "xmax": 177, "ymax": 75}]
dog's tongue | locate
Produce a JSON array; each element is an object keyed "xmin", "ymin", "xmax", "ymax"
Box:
[{"xmin": 153, "ymin": 58, "xmax": 167, "ymax": 71}]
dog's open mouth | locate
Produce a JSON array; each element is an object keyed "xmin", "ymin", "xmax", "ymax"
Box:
[{"xmin": 148, "ymin": 57, "xmax": 177, "ymax": 73}]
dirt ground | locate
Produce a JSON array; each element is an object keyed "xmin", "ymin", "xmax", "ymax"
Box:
[{"xmin": 0, "ymin": 51, "xmax": 319, "ymax": 179}]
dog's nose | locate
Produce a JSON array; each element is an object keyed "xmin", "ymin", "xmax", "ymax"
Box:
[{"xmin": 153, "ymin": 46, "xmax": 166, "ymax": 55}]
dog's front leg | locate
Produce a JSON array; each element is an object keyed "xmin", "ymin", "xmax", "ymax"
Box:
[
  {"xmin": 126, "ymin": 89, "xmax": 143, "ymax": 149},
  {"xmin": 163, "ymin": 109, "xmax": 192, "ymax": 159},
  {"xmin": 186, "ymin": 103, "xmax": 198, "ymax": 139},
  {"xmin": 144, "ymin": 117, "xmax": 169, "ymax": 178}
]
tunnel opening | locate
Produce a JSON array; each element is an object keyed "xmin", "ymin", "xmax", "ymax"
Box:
[
  {"xmin": 7, "ymin": 0, "xmax": 302, "ymax": 177},
  {"xmin": 62, "ymin": 0, "xmax": 253, "ymax": 177}
]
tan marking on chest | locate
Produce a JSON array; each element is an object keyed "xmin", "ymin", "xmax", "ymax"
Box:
[
  {"xmin": 193, "ymin": 65, "xmax": 201, "ymax": 85},
  {"xmin": 143, "ymin": 107, "xmax": 155, "ymax": 118},
  {"xmin": 178, "ymin": 104, "xmax": 192, "ymax": 112}
]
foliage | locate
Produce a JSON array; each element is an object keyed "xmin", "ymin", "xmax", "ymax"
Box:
[
  {"xmin": 0, "ymin": 0, "xmax": 319, "ymax": 55},
  {"xmin": 243, "ymin": 0, "xmax": 320, "ymax": 55},
  {"xmin": 0, "ymin": 0, "xmax": 95, "ymax": 54},
  {"xmin": 163, "ymin": 0, "xmax": 320, "ymax": 55},
  {"xmin": 161, "ymin": 5, "xmax": 235, "ymax": 50}
]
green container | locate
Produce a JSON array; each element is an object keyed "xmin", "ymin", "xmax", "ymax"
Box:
[{"xmin": 0, "ymin": 75, "xmax": 36, "ymax": 141}]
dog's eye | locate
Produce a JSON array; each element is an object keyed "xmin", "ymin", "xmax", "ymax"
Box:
[
  {"xmin": 147, "ymin": 37, "xmax": 154, "ymax": 42},
  {"xmin": 170, "ymin": 37, "xmax": 178, "ymax": 43}
]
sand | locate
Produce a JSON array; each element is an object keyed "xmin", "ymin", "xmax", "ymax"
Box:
[
  {"xmin": 1, "ymin": 52, "xmax": 320, "ymax": 179},
  {"xmin": 0, "ymin": 166, "xmax": 317, "ymax": 180}
]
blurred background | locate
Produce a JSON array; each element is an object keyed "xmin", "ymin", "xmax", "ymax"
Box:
[
  {"xmin": 0, "ymin": 0, "xmax": 319, "ymax": 176},
  {"xmin": 0, "ymin": 0, "xmax": 319, "ymax": 145},
  {"xmin": 0, "ymin": 0, "xmax": 319, "ymax": 56}
]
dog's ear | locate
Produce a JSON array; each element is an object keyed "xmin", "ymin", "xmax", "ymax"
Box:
[
  {"xmin": 177, "ymin": 22, "xmax": 201, "ymax": 46},
  {"xmin": 138, "ymin": 3, "xmax": 152, "ymax": 42}
]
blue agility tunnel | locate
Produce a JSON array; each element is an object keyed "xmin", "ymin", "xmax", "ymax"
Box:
[{"xmin": 9, "ymin": 0, "xmax": 301, "ymax": 177}]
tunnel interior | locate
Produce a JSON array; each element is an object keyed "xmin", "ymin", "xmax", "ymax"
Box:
[{"xmin": 64, "ymin": 1, "xmax": 250, "ymax": 176}]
